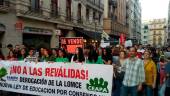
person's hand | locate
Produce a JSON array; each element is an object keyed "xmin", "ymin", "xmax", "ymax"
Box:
[
  {"xmin": 152, "ymin": 84, "xmax": 156, "ymax": 89},
  {"xmin": 138, "ymin": 84, "xmax": 142, "ymax": 91}
]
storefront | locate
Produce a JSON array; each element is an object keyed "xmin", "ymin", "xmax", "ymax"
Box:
[
  {"xmin": 23, "ymin": 27, "xmax": 52, "ymax": 49},
  {"xmin": 73, "ymin": 27, "xmax": 102, "ymax": 47}
]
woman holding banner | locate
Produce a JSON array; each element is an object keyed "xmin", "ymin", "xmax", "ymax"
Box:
[
  {"xmin": 55, "ymin": 48, "xmax": 69, "ymax": 62},
  {"xmin": 7, "ymin": 50, "xmax": 16, "ymax": 60},
  {"xmin": 71, "ymin": 47, "xmax": 85, "ymax": 63},
  {"xmin": 40, "ymin": 48, "xmax": 50, "ymax": 62},
  {"xmin": 102, "ymin": 47, "xmax": 112, "ymax": 65},
  {"xmin": 96, "ymin": 48, "xmax": 104, "ymax": 64},
  {"xmin": 18, "ymin": 48, "xmax": 27, "ymax": 61},
  {"xmin": 49, "ymin": 49, "xmax": 58, "ymax": 61},
  {"xmin": 84, "ymin": 45, "xmax": 98, "ymax": 64}
]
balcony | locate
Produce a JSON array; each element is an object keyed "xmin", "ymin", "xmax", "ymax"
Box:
[
  {"xmin": 103, "ymin": 18, "xmax": 128, "ymax": 36},
  {"xmin": 109, "ymin": 0, "xmax": 117, "ymax": 8},
  {"xmin": 50, "ymin": 7, "xmax": 61, "ymax": 19},
  {"xmin": 86, "ymin": 0, "xmax": 104, "ymax": 12},
  {"xmin": 77, "ymin": 17, "xmax": 83, "ymax": 24},
  {"xmin": 112, "ymin": 22, "xmax": 129, "ymax": 36},
  {"xmin": 16, "ymin": 0, "xmax": 51, "ymax": 21},
  {"xmin": 0, "ymin": 0, "xmax": 10, "ymax": 13}
]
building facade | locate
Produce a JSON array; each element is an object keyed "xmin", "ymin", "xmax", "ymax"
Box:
[
  {"xmin": 168, "ymin": 1, "xmax": 170, "ymax": 46},
  {"xmin": 148, "ymin": 19, "xmax": 167, "ymax": 47},
  {"xmin": 141, "ymin": 21, "xmax": 149, "ymax": 45},
  {"xmin": 103, "ymin": 0, "xmax": 128, "ymax": 45},
  {"xmin": 127, "ymin": 0, "xmax": 141, "ymax": 44},
  {"xmin": 0, "ymin": 0, "xmax": 104, "ymax": 55}
]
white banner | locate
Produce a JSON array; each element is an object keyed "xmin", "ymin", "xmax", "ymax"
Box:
[{"xmin": 0, "ymin": 61, "xmax": 113, "ymax": 96}]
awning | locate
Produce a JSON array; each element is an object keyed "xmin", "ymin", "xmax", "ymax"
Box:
[
  {"xmin": 74, "ymin": 28, "xmax": 101, "ymax": 41},
  {"xmin": 23, "ymin": 27, "xmax": 52, "ymax": 36}
]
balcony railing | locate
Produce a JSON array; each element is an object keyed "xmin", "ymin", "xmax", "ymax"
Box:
[
  {"xmin": 86, "ymin": 0, "xmax": 104, "ymax": 10},
  {"xmin": 109, "ymin": 0, "xmax": 117, "ymax": 8},
  {"xmin": 0, "ymin": 0, "xmax": 10, "ymax": 13},
  {"xmin": 50, "ymin": 7, "xmax": 61, "ymax": 18},
  {"xmin": 112, "ymin": 22, "xmax": 129, "ymax": 36},
  {"xmin": 16, "ymin": 0, "xmax": 69, "ymax": 22},
  {"xmin": 77, "ymin": 17, "xmax": 83, "ymax": 24},
  {"xmin": 16, "ymin": 0, "xmax": 50, "ymax": 19},
  {"xmin": 15, "ymin": 0, "xmax": 102, "ymax": 32}
]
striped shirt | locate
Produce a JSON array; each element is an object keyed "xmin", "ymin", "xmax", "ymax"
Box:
[{"xmin": 122, "ymin": 58, "xmax": 145, "ymax": 87}]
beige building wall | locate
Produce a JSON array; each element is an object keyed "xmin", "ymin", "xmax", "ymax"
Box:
[
  {"xmin": 103, "ymin": 0, "xmax": 109, "ymax": 18},
  {"xmin": 115, "ymin": 0, "xmax": 126, "ymax": 25},
  {"xmin": 148, "ymin": 19, "xmax": 166, "ymax": 47},
  {"xmin": 103, "ymin": 0, "xmax": 128, "ymax": 37}
]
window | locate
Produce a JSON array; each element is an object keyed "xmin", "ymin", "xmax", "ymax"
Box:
[
  {"xmin": 51, "ymin": 0, "xmax": 58, "ymax": 16},
  {"xmin": 158, "ymin": 36, "xmax": 162, "ymax": 45},
  {"xmin": 93, "ymin": 12, "xmax": 96, "ymax": 21},
  {"xmin": 153, "ymin": 31, "xmax": 156, "ymax": 35},
  {"xmin": 77, "ymin": 3, "xmax": 82, "ymax": 23},
  {"xmin": 144, "ymin": 36, "xmax": 147, "ymax": 39},
  {"xmin": 30, "ymin": 0, "xmax": 41, "ymax": 12},
  {"xmin": 159, "ymin": 31, "xmax": 162, "ymax": 35},
  {"xmin": 86, "ymin": 8, "xmax": 89, "ymax": 20},
  {"xmin": 0, "ymin": 0, "xmax": 4, "ymax": 5},
  {"xmin": 99, "ymin": 14, "xmax": 101, "ymax": 23},
  {"xmin": 66, "ymin": 0, "xmax": 72, "ymax": 20},
  {"xmin": 144, "ymin": 25, "xmax": 148, "ymax": 29},
  {"xmin": 154, "ymin": 25, "xmax": 156, "ymax": 28}
]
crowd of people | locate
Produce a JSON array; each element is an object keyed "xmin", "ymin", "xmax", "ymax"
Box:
[{"xmin": 0, "ymin": 43, "xmax": 170, "ymax": 96}]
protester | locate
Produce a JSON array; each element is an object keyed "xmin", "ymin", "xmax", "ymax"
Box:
[
  {"xmin": 113, "ymin": 51, "xmax": 126, "ymax": 96},
  {"xmin": 96, "ymin": 48, "xmax": 104, "ymax": 64},
  {"xmin": 25, "ymin": 48, "xmax": 37, "ymax": 62},
  {"xmin": 71, "ymin": 47, "xmax": 85, "ymax": 63},
  {"xmin": 165, "ymin": 60, "xmax": 170, "ymax": 96},
  {"xmin": 83, "ymin": 46, "xmax": 90, "ymax": 63},
  {"xmin": 121, "ymin": 47, "xmax": 145, "ymax": 96},
  {"xmin": 85, "ymin": 45, "xmax": 98, "ymax": 64},
  {"xmin": 137, "ymin": 44, "xmax": 144, "ymax": 59},
  {"xmin": 142, "ymin": 50, "xmax": 157, "ymax": 96},
  {"xmin": 40, "ymin": 48, "xmax": 50, "ymax": 62},
  {"xmin": 6, "ymin": 50, "xmax": 16, "ymax": 60},
  {"xmin": 13, "ymin": 45, "xmax": 20, "ymax": 57},
  {"xmin": 102, "ymin": 47, "xmax": 112, "ymax": 65},
  {"xmin": 17, "ymin": 48, "xmax": 27, "ymax": 61},
  {"xmin": 159, "ymin": 56, "xmax": 167, "ymax": 85},
  {"xmin": 112, "ymin": 46, "xmax": 119, "ymax": 64},
  {"xmin": 55, "ymin": 48, "xmax": 69, "ymax": 62},
  {"xmin": 7, "ymin": 44, "xmax": 13, "ymax": 52},
  {"xmin": 49, "ymin": 49, "xmax": 58, "ymax": 61},
  {"xmin": 39, "ymin": 47, "xmax": 45, "ymax": 62}
]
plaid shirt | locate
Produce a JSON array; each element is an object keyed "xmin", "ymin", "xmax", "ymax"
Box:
[{"xmin": 122, "ymin": 58, "xmax": 145, "ymax": 87}]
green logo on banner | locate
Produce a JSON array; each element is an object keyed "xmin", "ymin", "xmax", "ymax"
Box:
[
  {"xmin": 86, "ymin": 78, "xmax": 109, "ymax": 93},
  {"xmin": 0, "ymin": 67, "xmax": 8, "ymax": 81}
]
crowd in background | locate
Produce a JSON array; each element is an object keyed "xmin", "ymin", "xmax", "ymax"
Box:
[{"xmin": 0, "ymin": 43, "xmax": 170, "ymax": 96}]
